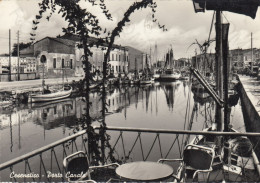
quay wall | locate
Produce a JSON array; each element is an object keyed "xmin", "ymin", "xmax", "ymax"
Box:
[
  {"xmin": 0, "ymin": 73, "xmax": 38, "ymax": 82},
  {"xmin": 238, "ymin": 76, "xmax": 260, "ymax": 158}
]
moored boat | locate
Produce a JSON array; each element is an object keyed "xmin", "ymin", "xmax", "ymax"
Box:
[
  {"xmin": 29, "ymin": 86, "xmax": 72, "ymax": 103},
  {"xmin": 173, "ymin": 127, "xmax": 260, "ymax": 182},
  {"xmin": 159, "ymin": 69, "xmax": 181, "ymax": 81},
  {"xmin": 139, "ymin": 78, "xmax": 152, "ymax": 84}
]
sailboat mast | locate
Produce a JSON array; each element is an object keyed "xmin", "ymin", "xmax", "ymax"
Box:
[
  {"xmin": 223, "ymin": 23, "xmax": 230, "ymax": 132},
  {"xmin": 215, "ymin": 10, "xmax": 224, "ymax": 132},
  {"xmin": 251, "ymin": 32, "xmax": 253, "ymax": 72}
]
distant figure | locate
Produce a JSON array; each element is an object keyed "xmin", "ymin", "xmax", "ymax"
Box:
[{"xmin": 44, "ymin": 85, "xmax": 51, "ymax": 94}]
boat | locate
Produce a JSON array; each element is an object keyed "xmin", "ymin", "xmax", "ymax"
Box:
[
  {"xmin": 173, "ymin": 127, "xmax": 260, "ymax": 182},
  {"xmin": 179, "ymin": 71, "xmax": 190, "ymax": 80},
  {"xmin": 159, "ymin": 68, "xmax": 181, "ymax": 81},
  {"xmin": 130, "ymin": 79, "xmax": 140, "ymax": 85},
  {"xmin": 153, "ymin": 69, "xmax": 161, "ymax": 80},
  {"xmin": 29, "ymin": 86, "xmax": 72, "ymax": 103},
  {"xmin": 139, "ymin": 78, "xmax": 152, "ymax": 85},
  {"xmin": 168, "ymin": 3, "xmax": 260, "ymax": 182},
  {"xmin": 29, "ymin": 57, "xmax": 72, "ymax": 103}
]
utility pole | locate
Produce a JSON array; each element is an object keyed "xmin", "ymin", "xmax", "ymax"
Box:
[
  {"xmin": 251, "ymin": 32, "xmax": 253, "ymax": 72},
  {"xmin": 17, "ymin": 31, "xmax": 20, "ymax": 81},
  {"xmin": 9, "ymin": 29, "xmax": 11, "ymax": 82}
]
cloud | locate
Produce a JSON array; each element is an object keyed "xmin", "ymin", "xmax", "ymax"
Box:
[
  {"xmin": 0, "ymin": 0, "xmax": 259, "ymax": 58},
  {"xmin": 0, "ymin": 1, "xmax": 23, "ymax": 30}
]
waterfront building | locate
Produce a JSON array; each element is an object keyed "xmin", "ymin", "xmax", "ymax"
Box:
[
  {"xmin": 126, "ymin": 46, "xmax": 147, "ymax": 73},
  {"xmin": 241, "ymin": 48, "xmax": 260, "ymax": 67},
  {"xmin": 20, "ymin": 37, "xmax": 76, "ymax": 79},
  {"xmin": 0, "ymin": 55, "xmax": 37, "ymax": 81},
  {"xmin": 229, "ymin": 48, "xmax": 244, "ymax": 70},
  {"xmin": 19, "ymin": 35, "xmax": 129, "ymax": 79},
  {"xmin": 61, "ymin": 34, "xmax": 129, "ymax": 77},
  {"xmin": 191, "ymin": 48, "xmax": 260, "ymax": 74},
  {"xmin": 191, "ymin": 53, "xmax": 215, "ymax": 73},
  {"xmin": 176, "ymin": 58, "xmax": 190, "ymax": 69}
]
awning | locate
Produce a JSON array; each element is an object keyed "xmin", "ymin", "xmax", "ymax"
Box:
[{"xmin": 193, "ymin": 0, "xmax": 260, "ymax": 19}]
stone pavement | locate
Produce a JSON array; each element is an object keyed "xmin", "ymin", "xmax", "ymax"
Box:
[
  {"xmin": 238, "ymin": 75, "xmax": 260, "ymax": 116},
  {"xmin": 0, "ymin": 76, "xmax": 84, "ymax": 92}
]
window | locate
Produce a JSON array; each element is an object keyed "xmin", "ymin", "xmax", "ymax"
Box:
[
  {"xmin": 119, "ymin": 66, "xmax": 121, "ymax": 72},
  {"xmin": 126, "ymin": 56, "xmax": 128, "ymax": 61},
  {"xmin": 62, "ymin": 59, "xmax": 65, "ymax": 68},
  {"xmin": 119, "ymin": 55, "xmax": 121, "ymax": 61},
  {"xmin": 116, "ymin": 54, "xmax": 118, "ymax": 61},
  {"xmin": 53, "ymin": 58, "xmax": 56, "ymax": 69},
  {"xmin": 66, "ymin": 60, "xmax": 70, "ymax": 68},
  {"xmin": 116, "ymin": 66, "xmax": 118, "ymax": 72},
  {"xmin": 70, "ymin": 59, "xmax": 73, "ymax": 69},
  {"xmin": 112, "ymin": 54, "xmax": 114, "ymax": 61}
]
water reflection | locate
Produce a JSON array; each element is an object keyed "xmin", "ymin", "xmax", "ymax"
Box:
[{"xmin": 0, "ymin": 80, "xmax": 244, "ymax": 165}]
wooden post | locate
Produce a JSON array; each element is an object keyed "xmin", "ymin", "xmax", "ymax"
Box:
[
  {"xmin": 215, "ymin": 10, "xmax": 223, "ymax": 132},
  {"xmin": 222, "ymin": 23, "xmax": 230, "ymax": 132}
]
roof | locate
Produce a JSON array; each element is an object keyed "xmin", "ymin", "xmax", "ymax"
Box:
[
  {"xmin": 125, "ymin": 46, "xmax": 145, "ymax": 54},
  {"xmin": 61, "ymin": 34, "xmax": 128, "ymax": 50}
]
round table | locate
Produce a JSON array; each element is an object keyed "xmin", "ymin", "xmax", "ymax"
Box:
[{"xmin": 115, "ymin": 161, "xmax": 174, "ymax": 181}]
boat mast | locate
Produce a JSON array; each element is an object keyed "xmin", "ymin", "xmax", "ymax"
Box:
[
  {"xmin": 223, "ymin": 23, "xmax": 230, "ymax": 132},
  {"xmin": 215, "ymin": 10, "xmax": 224, "ymax": 132},
  {"xmin": 155, "ymin": 43, "xmax": 158, "ymax": 67},
  {"xmin": 251, "ymin": 32, "xmax": 253, "ymax": 72},
  {"xmin": 135, "ymin": 57, "xmax": 137, "ymax": 79}
]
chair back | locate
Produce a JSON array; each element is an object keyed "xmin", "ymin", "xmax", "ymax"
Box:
[
  {"xmin": 67, "ymin": 157, "xmax": 89, "ymax": 180},
  {"xmin": 183, "ymin": 148, "xmax": 213, "ymax": 170}
]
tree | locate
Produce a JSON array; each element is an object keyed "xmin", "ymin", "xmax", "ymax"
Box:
[
  {"xmin": 32, "ymin": 0, "xmax": 166, "ymax": 167},
  {"xmin": 12, "ymin": 42, "xmax": 32, "ymax": 56}
]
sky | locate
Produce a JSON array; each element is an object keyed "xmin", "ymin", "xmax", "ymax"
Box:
[{"xmin": 0, "ymin": 0, "xmax": 259, "ymax": 60}]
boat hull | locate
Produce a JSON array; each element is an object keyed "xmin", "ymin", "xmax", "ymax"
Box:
[
  {"xmin": 140, "ymin": 80, "xmax": 152, "ymax": 84},
  {"xmin": 158, "ymin": 74, "xmax": 181, "ymax": 81},
  {"xmin": 30, "ymin": 88, "xmax": 72, "ymax": 103}
]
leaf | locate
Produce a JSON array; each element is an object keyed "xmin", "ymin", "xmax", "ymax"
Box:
[
  {"xmin": 36, "ymin": 15, "xmax": 42, "ymax": 19},
  {"xmin": 33, "ymin": 20, "xmax": 39, "ymax": 25}
]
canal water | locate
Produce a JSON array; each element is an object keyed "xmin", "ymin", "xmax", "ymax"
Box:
[{"xmin": 0, "ymin": 80, "xmax": 245, "ymax": 181}]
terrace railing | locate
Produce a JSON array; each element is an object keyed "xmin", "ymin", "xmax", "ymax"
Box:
[{"xmin": 1, "ymin": 126, "xmax": 260, "ymax": 182}]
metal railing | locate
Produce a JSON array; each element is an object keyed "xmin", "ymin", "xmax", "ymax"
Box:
[
  {"xmin": 0, "ymin": 129, "xmax": 89, "ymax": 182},
  {"xmin": 1, "ymin": 126, "xmax": 260, "ymax": 182}
]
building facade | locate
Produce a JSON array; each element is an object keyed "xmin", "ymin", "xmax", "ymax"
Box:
[
  {"xmin": 191, "ymin": 53, "xmax": 215, "ymax": 73},
  {"xmin": 0, "ymin": 55, "xmax": 37, "ymax": 81},
  {"xmin": 19, "ymin": 35, "xmax": 129, "ymax": 79},
  {"xmin": 126, "ymin": 46, "xmax": 147, "ymax": 73}
]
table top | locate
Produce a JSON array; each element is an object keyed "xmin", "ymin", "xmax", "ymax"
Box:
[{"xmin": 115, "ymin": 161, "xmax": 174, "ymax": 181}]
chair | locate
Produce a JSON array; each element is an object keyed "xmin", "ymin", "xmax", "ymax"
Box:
[
  {"xmin": 158, "ymin": 144, "xmax": 215, "ymax": 181},
  {"xmin": 63, "ymin": 151, "xmax": 119, "ymax": 182}
]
